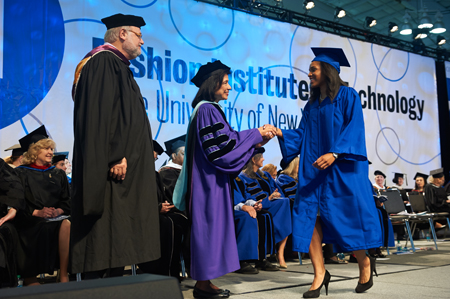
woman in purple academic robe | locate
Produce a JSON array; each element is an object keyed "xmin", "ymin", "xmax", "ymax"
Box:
[
  {"xmin": 173, "ymin": 60, "xmax": 276, "ymax": 298},
  {"xmin": 276, "ymin": 48, "xmax": 382, "ymax": 298}
]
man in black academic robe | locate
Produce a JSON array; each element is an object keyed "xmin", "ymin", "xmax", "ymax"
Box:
[
  {"xmin": 425, "ymin": 168, "xmax": 450, "ymax": 213},
  {"xmin": 71, "ymin": 14, "xmax": 160, "ymax": 275}
]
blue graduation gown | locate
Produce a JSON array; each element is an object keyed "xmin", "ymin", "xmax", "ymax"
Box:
[
  {"xmin": 233, "ymin": 178, "xmax": 275, "ymax": 261},
  {"xmin": 276, "ymin": 174, "xmax": 298, "ymax": 202},
  {"xmin": 279, "ymin": 86, "xmax": 382, "ymax": 253},
  {"xmin": 238, "ymin": 171, "xmax": 292, "ymax": 244}
]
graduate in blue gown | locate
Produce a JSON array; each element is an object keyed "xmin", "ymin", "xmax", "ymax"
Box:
[
  {"xmin": 275, "ymin": 48, "xmax": 382, "ymax": 297},
  {"xmin": 238, "ymin": 148, "xmax": 292, "ymax": 269}
]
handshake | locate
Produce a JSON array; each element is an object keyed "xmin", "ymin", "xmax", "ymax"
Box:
[{"xmin": 256, "ymin": 124, "xmax": 279, "ymax": 148}]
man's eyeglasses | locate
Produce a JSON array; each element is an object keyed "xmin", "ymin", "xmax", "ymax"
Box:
[{"xmin": 128, "ymin": 30, "xmax": 143, "ymax": 40}]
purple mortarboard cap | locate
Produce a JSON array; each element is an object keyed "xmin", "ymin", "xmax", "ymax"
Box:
[
  {"xmin": 191, "ymin": 60, "xmax": 231, "ymax": 88},
  {"xmin": 101, "ymin": 13, "xmax": 146, "ymax": 29},
  {"xmin": 311, "ymin": 47, "xmax": 350, "ymax": 74},
  {"xmin": 52, "ymin": 152, "xmax": 69, "ymax": 164},
  {"xmin": 19, "ymin": 125, "xmax": 49, "ymax": 150},
  {"xmin": 153, "ymin": 140, "xmax": 165, "ymax": 156},
  {"xmin": 164, "ymin": 135, "xmax": 186, "ymax": 157},
  {"xmin": 4, "ymin": 144, "xmax": 25, "ymax": 156}
]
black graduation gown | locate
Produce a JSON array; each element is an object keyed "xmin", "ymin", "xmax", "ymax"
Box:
[
  {"xmin": 424, "ymin": 184, "xmax": 450, "ymax": 213},
  {"xmin": 139, "ymin": 170, "xmax": 188, "ymax": 278},
  {"xmin": 14, "ymin": 165, "xmax": 71, "ymax": 277},
  {"xmin": 71, "ymin": 47, "xmax": 160, "ymax": 273},
  {"xmin": 0, "ymin": 159, "xmax": 25, "ymax": 287}
]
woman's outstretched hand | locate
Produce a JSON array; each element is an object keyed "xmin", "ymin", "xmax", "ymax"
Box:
[{"xmin": 258, "ymin": 124, "xmax": 277, "ymax": 140}]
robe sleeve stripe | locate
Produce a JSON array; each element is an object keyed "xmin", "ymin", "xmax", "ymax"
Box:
[
  {"xmin": 284, "ymin": 189, "xmax": 297, "ymax": 197},
  {"xmin": 199, "ymin": 122, "xmax": 225, "ymax": 138},
  {"xmin": 206, "ymin": 139, "xmax": 237, "ymax": 162},
  {"xmin": 245, "ymin": 182, "xmax": 258, "ymax": 188},
  {"xmin": 201, "ymin": 134, "xmax": 229, "ymax": 151},
  {"xmin": 256, "ymin": 194, "xmax": 267, "ymax": 201}
]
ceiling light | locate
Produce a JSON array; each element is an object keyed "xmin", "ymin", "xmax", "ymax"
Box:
[
  {"xmin": 365, "ymin": 17, "xmax": 376, "ymax": 28},
  {"xmin": 335, "ymin": 7, "xmax": 346, "ymax": 19},
  {"xmin": 400, "ymin": 11, "xmax": 412, "ymax": 35},
  {"xmin": 389, "ymin": 22, "xmax": 398, "ymax": 33},
  {"xmin": 430, "ymin": 12, "xmax": 446, "ymax": 34},
  {"xmin": 412, "ymin": 28, "xmax": 428, "ymax": 39},
  {"xmin": 437, "ymin": 35, "xmax": 446, "ymax": 46},
  {"xmin": 418, "ymin": 11, "xmax": 433, "ymax": 29},
  {"xmin": 304, "ymin": 0, "xmax": 314, "ymax": 10}
]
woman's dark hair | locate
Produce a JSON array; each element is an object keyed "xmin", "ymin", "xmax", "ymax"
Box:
[
  {"xmin": 309, "ymin": 61, "xmax": 348, "ymax": 103},
  {"xmin": 191, "ymin": 69, "xmax": 230, "ymax": 108}
]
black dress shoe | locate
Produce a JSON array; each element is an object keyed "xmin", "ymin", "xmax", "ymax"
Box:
[
  {"xmin": 303, "ymin": 270, "xmax": 331, "ymax": 298},
  {"xmin": 235, "ymin": 262, "xmax": 259, "ymax": 274},
  {"xmin": 193, "ymin": 287, "xmax": 230, "ymax": 298},
  {"xmin": 324, "ymin": 258, "xmax": 347, "ymax": 264},
  {"xmin": 355, "ymin": 256, "xmax": 377, "ymax": 293},
  {"xmin": 255, "ymin": 259, "xmax": 279, "ymax": 271}
]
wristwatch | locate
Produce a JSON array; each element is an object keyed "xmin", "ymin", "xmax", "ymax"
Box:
[{"xmin": 332, "ymin": 153, "xmax": 339, "ymax": 159}]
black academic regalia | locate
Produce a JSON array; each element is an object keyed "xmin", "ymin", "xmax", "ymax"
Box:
[
  {"xmin": 14, "ymin": 165, "xmax": 71, "ymax": 278},
  {"xmin": 424, "ymin": 184, "xmax": 450, "ymax": 213},
  {"xmin": 71, "ymin": 46, "xmax": 160, "ymax": 273},
  {"xmin": 0, "ymin": 159, "xmax": 25, "ymax": 287},
  {"xmin": 139, "ymin": 169, "xmax": 188, "ymax": 278}
]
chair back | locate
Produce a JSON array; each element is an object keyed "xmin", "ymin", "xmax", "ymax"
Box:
[
  {"xmin": 380, "ymin": 189, "xmax": 406, "ymax": 214},
  {"xmin": 408, "ymin": 192, "xmax": 427, "ymax": 212}
]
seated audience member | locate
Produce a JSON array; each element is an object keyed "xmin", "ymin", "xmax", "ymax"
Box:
[
  {"xmin": 0, "ymin": 159, "xmax": 26, "ymax": 287},
  {"xmin": 4, "ymin": 145, "xmax": 25, "ymax": 168},
  {"xmin": 323, "ymin": 244, "xmax": 347, "ymax": 264},
  {"xmin": 233, "ymin": 178, "xmax": 277, "ymax": 273},
  {"xmin": 373, "ymin": 170, "xmax": 387, "ymax": 191},
  {"xmin": 139, "ymin": 138, "xmax": 189, "ymax": 279},
  {"xmin": 239, "ymin": 148, "xmax": 291, "ymax": 269},
  {"xmin": 159, "ymin": 135, "xmax": 185, "ymax": 200},
  {"xmin": 412, "ymin": 172, "xmax": 428, "ymax": 193},
  {"xmin": 276, "ymin": 157, "xmax": 299, "ymax": 207},
  {"xmin": 371, "ymin": 183, "xmax": 395, "ymax": 255},
  {"xmin": 52, "ymin": 152, "xmax": 71, "ymax": 184},
  {"xmin": 424, "ymin": 168, "xmax": 450, "ymax": 213},
  {"xmin": 391, "ymin": 172, "xmax": 405, "ymax": 190},
  {"xmin": 14, "ymin": 126, "xmax": 71, "ymax": 285},
  {"xmin": 261, "ymin": 164, "xmax": 277, "ymax": 180}
]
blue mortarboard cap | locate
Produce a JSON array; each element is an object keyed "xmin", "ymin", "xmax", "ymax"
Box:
[
  {"xmin": 164, "ymin": 135, "xmax": 186, "ymax": 157},
  {"xmin": 311, "ymin": 47, "xmax": 350, "ymax": 74},
  {"xmin": 252, "ymin": 147, "xmax": 265, "ymax": 158},
  {"xmin": 52, "ymin": 152, "xmax": 69, "ymax": 164}
]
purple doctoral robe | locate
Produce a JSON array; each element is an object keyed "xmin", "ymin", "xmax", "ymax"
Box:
[{"xmin": 174, "ymin": 101, "xmax": 262, "ymax": 281}]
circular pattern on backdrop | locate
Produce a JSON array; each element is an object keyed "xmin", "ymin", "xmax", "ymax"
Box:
[
  {"xmin": 375, "ymin": 127, "xmax": 400, "ymax": 165},
  {"xmin": 371, "ymin": 44, "xmax": 409, "ymax": 82},
  {"xmin": 121, "ymin": 0, "xmax": 157, "ymax": 8},
  {"xmin": 168, "ymin": 0, "xmax": 234, "ymax": 51},
  {"xmin": 0, "ymin": 0, "xmax": 65, "ymax": 130}
]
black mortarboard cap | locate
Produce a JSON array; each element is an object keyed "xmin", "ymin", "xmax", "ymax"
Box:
[
  {"xmin": 413, "ymin": 172, "xmax": 429, "ymax": 182},
  {"xmin": 430, "ymin": 168, "xmax": 444, "ymax": 178},
  {"xmin": 52, "ymin": 152, "xmax": 69, "ymax": 164},
  {"xmin": 4, "ymin": 144, "xmax": 25, "ymax": 156},
  {"xmin": 311, "ymin": 47, "xmax": 350, "ymax": 74},
  {"xmin": 374, "ymin": 170, "xmax": 386, "ymax": 178},
  {"xmin": 19, "ymin": 125, "xmax": 48, "ymax": 150},
  {"xmin": 392, "ymin": 172, "xmax": 405, "ymax": 184},
  {"xmin": 252, "ymin": 147, "xmax": 265, "ymax": 158},
  {"xmin": 191, "ymin": 60, "xmax": 231, "ymax": 88},
  {"xmin": 280, "ymin": 158, "xmax": 288, "ymax": 170},
  {"xmin": 101, "ymin": 13, "xmax": 146, "ymax": 30},
  {"xmin": 153, "ymin": 140, "xmax": 165, "ymax": 156},
  {"xmin": 164, "ymin": 135, "xmax": 186, "ymax": 157}
]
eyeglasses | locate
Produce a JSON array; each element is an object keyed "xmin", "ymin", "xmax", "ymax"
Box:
[{"xmin": 127, "ymin": 30, "xmax": 143, "ymax": 40}]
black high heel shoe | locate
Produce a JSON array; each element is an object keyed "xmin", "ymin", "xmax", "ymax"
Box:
[
  {"xmin": 355, "ymin": 256, "xmax": 377, "ymax": 293},
  {"xmin": 303, "ymin": 270, "xmax": 331, "ymax": 298}
]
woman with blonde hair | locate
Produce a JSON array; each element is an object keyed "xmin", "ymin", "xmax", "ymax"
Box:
[
  {"xmin": 15, "ymin": 126, "xmax": 71, "ymax": 285},
  {"xmin": 261, "ymin": 163, "xmax": 277, "ymax": 180}
]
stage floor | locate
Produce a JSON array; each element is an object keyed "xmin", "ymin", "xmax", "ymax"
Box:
[{"xmin": 180, "ymin": 236, "xmax": 450, "ymax": 299}]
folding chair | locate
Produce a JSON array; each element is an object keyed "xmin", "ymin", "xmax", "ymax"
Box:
[
  {"xmin": 407, "ymin": 192, "xmax": 439, "ymax": 250},
  {"xmin": 380, "ymin": 189, "xmax": 416, "ymax": 252}
]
